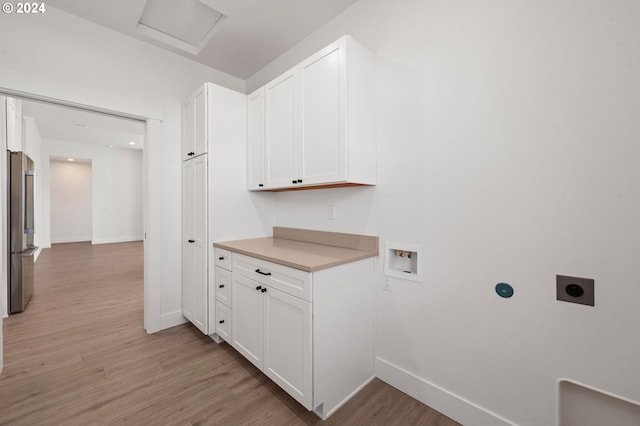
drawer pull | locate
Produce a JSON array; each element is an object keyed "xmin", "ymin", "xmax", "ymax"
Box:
[
  {"xmin": 219, "ymin": 320, "xmax": 225, "ymax": 324},
  {"xmin": 255, "ymin": 285, "xmax": 262, "ymax": 291},
  {"xmin": 218, "ymin": 284, "xmax": 224, "ymax": 288},
  {"xmin": 188, "ymin": 239, "xmax": 195, "ymax": 243},
  {"xmin": 255, "ymin": 269, "xmax": 272, "ymax": 276},
  {"xmin": 218, "ymin": 256, "xmax": 224, "ymax": 261},
  {"xmin": 261, "ymin": 288, "xmax": 267, "ymax": 293}
]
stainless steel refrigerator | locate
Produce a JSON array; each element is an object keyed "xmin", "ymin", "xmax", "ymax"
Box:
[{"xmin": 8, "ymin": 150, "xmax": 37, "ymax": 314}]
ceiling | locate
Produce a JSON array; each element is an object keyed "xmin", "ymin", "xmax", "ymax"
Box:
[
  {"xmin": 21, "ymin": 100, "xmax": 145, "ymax": 150},
  {"xmin": 46, "ymin": 0, "xmax": 360, "ymax": 79}
]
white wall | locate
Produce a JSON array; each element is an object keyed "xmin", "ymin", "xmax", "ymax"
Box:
[
  {"xmin": 49, "ymin": 160, "xmax": 92, "ymax": 243},
  {"xmin": 41, "ymin": 140, "xmax": 142, "ymax": 246},
  {"xmin": 0, "ymin": 98, "xmax": 7, "ymax": 322},
  {"xmin": 5, "ymin": 98, "xmax": 21, "ymax": 152},
  {"xmin": 22, "ymin": 116, "xmax": 43, "ymax": 258},
  {"xmin": 0, "ymin": 6, "xmax": 247, "ymax": 333},
  {"xmin": 250, "ymin": 0, "xmax": 640, "ymax": 425},
  {"xmin": 0, "ymin": 96, "xmax": 6, "ymax": 372}
]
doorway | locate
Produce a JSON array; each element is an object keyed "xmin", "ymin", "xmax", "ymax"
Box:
[
  {"xmin": 49, "ymin": 159, "xmax": 93, "ymax": 244},
  {"xmin": 2, "ymin": 95, "xmax": 147, "ymax": 320}
]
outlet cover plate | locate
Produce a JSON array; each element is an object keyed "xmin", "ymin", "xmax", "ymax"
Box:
[{"xmin": 556, "ymin": 275, "xmax": 594, "ymax": 306}]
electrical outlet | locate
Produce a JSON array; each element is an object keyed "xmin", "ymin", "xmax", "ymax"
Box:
[
  {"xmin": 328, "ymin": 205, "xmax": 336, "ymax": 220},
  {"xmin": 556, "ymin": 275, "xmax": 594, "ymax": 306},
  {"xmin": 383, "ymin": 276, "xmax": 392, "ymax": 291}
]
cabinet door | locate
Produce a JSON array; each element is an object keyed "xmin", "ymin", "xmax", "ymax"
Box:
[
  {"xmin": 193, "ymin": 86, "xmax": 208, "ymax": 157},
  {"xmin": 182, "ymin": 94, "xmax": 195, "ymax": 160},
  {"xmin": 232, "ymin": 274, "xmax": 264, "ymax": 370},
  {"xmin": 265, "ymin": 67, "xmax": 298, "ymax": 188},
  {"xmin": 182, "ymin": 85, "xmax": 207, "ymax": 161},
  {"xmin": 182, "ymin": 242, "xmax": 195, "ymax": 323},
  {"xmin": 182, "ymin": 161, "xmax": 196, "ymax": 323},
  {"xmin": 247, "ymin": 87, "xmax": 265, "ymax": 190},
  {"xmin": 182, "ymin": 156, "xmax": 208, "ymax": 334},
  {"xmin": 299, "ymin": 37, "xmax": 347, "ymax": 185},
  {"xmin": 192, "ymin": 155, "xmax": 208, "ymax": 333},
  {"xmin": 263, "ymin": 286, "xmax": 312, "ymax": 410}
]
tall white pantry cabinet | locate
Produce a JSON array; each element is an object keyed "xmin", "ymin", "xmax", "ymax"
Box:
[{"xmin": 181, "ymin": 83, "xmax": 246, "ymax": 335}]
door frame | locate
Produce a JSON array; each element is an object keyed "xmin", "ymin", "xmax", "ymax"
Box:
[{"xmin": 0, "ymin": 86, "xmax": 162, "ymax": 334}]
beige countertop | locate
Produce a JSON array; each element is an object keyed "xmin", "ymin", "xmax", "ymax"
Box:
[{"xmin": 213, "ymin": 227, "xmax": 379, "ymax": 272}]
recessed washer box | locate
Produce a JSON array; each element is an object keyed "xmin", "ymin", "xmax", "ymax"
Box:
[{"xmin": 384, "ymin": 242, "xmax": 423, "ymax": 282}]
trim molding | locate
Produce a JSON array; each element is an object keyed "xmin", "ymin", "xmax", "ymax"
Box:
[
  {"xmin": 159, "ymin": 310, "xmax": 188, "ymax": 331},
  {"xmin": 92, "ymin": 236, "xmax": 143, "ymax": 245},
  {"xmin": 33, "ymin": 246, "xmax": 43, "ymax": 262},
  {"xmin": 51, "ymin": 236, "xmax": 91, "ymax": 244},
  {"xmin": 375, "ymin": 357, "xmax": 516, "ymax": 426}
]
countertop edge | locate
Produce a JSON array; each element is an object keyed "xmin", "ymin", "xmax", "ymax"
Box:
[{"xmin": 213, "ymin": 238, "xmax": 378, "ymax": 272}]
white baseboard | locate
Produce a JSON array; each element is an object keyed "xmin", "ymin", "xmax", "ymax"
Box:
[
  {"xmin": 51, "ymin": 236, "xmax": 91, "ymax": 244},
  {"xmin": 376, "ymin": 357, "xmax": 516, "ymax": 426},
  {"xmin": 92, "ymin": 236, "xmax": 143, "ymax": 245},
  {"xmin": 33, "ymin": 246, "xmax": 43, "ymax": 262},
  {"xmin": 159, "ymin": 310, "xmax": 188, "ymax": 331}
]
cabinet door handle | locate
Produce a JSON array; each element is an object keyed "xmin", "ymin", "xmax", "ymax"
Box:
[
  {"xmin": 219, "ymin": 320, "xmax": 225, "ymax": 324},
  {"xmin": 297, "ymin": 179, "xmax": 302, "ymax": 183},
  {"xmin": 255, "ymin": 269, "xmax": 271, "ymax": 276},
  {"xmin": 255, "ymin": 285, "xmax": 262, "ymax": 291},
  {"xmin": 218, "ymin": 256, "xmax": 224, "ymax": 260},
  {"xmin": 258, "ymin": 184, "xmax": 264, "ymax": 187},
  {"xmin": 188, "ymin": 239, "xmax": 195, "ymax": 243},
  {"xmin": 188, "ymin": 152, "xmax": 195, "ymax": 156},
  {"xmin": 218, "ymin": 284, "xmax": 224, "ymax": 288},
  {"xmin": 291, "ymin": 180, "xmax": 297, "ymax": 184},
  {"xmin": 261, "ymin": 288, "xmax": 267, "ymax": 293}
]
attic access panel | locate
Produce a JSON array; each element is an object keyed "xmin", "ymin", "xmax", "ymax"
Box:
[{"xmin": 137, "ymin": 0, "xmax": 225, "ymax": 53}]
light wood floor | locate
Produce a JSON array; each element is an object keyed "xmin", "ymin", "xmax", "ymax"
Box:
[{"xmin": 0, "ymin": 242, "xmax": 460, "ymax": 426}]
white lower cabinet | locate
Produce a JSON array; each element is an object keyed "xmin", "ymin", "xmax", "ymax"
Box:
[
  {"xmin": 213, "ymin": 248, "xmax": 233, "ymax": 343},
  {"xmin": 228, "ymin": 252, "xmax": 374, "ymax": 419},
  {"xmin": 231, "ymin": 273, "xmax": 264, "ymax": 367},
  {"xmin": 264, "ymin": 285, "xmax": 312, "ymax": 408},
  {"xmin": 215, "ymin": 301, "xmax": 232, "ymax": 342},
  {"xmin": 232, "ymin": 272, "xmax": 312, "ymax": 409}
]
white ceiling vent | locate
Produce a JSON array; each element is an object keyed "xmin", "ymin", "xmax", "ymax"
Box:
[{"xmin": 137, "ymin": 0, "xmax": 225, "ymax": 55}]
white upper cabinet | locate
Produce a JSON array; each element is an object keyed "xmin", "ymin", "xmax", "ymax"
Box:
[
  {"xmin": 265, "ymin": 67, "xmax": 299, "ymax": 188},
  {"xmin": 182, "ymin": 85, "xmax": 207, "ymax": 161},
  {"xmin": 298, "ymin": 37, "xmax": 347, "ymax": 186},
  {"xmin": 248, "ymin": 35, "xmax": 376, "ymax": 191},
  {"xmin": 247, "ymin": 87, "xmax": 266, "ymax": 190}
]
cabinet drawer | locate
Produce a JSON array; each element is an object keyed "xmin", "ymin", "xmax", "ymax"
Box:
[
  {"xmin": 215, "ymin": 301, "xmax": 232, "ymax": 342},
  {"xmin": 215, "ymin": 248, "xmax": 232, "ymax": 270},
  {"xmin": 215, "ymin": 267, "xmax": 232, "ymax": 307},
  {"xmin": 233, "ymin": 253, "xmax": 312, "ymax": 302}
]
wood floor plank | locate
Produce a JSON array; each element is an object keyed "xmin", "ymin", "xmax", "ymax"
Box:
[{"xmin": 0, "ymin": 241, "xmax": 460, "ymax": 426}]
